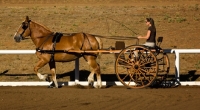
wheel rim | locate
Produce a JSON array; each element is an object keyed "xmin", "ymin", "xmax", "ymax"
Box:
[{"xmin": 115, "ymin": 45, "xmax": 158, "ymax": 88}]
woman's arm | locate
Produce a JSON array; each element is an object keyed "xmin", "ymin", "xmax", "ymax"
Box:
[{"xmin": 138, "ymin": 30, "xmax": 151, "ymax": 39}]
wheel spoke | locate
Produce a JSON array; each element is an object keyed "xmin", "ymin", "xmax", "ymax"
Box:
[
  {"xmin": 138, "ymin": 69, "xmax": 151, "ymax": 82},
  {"xmin": 118, "ymin": 57, "xmax": 132, "ymax": 66},
  {"xmin": 121, "ymin": 73, "xmax": 129, "ymax": 81}
]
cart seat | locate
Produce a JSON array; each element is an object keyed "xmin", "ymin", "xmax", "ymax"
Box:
[
  {"xmin": 145, "ymin": 37, "xmax": 163, "ymax": 54},
  {"xmin": 115, "ymin": 41, "xmax": 126, "ymax": 64}
]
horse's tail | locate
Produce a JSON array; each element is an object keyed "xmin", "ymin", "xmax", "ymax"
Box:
[{"xmin": 95, "ymin": 36, "xmax": 103, "ymax": 59}]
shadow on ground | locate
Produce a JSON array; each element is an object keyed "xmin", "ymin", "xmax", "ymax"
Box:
[{"xmin": 1, "ymin": 69, "xmax": 199, "ymax": 88}]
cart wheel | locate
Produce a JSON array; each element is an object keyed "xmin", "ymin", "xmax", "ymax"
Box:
[
  {"xmin": 115, "ymin": 45, "xmax": 158, "ymax": 88},
  {"xmin": 157, "ymin": 53, "xmax": 170, "ymax": 74},
  {"xmin": 155, "ymin": 53, "xmax": 170, "ymax": 87}
]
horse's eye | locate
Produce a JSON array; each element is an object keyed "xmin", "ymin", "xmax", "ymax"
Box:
[
  {"xmin": 21, "ymin": 22, "xmax": 28, "ymax": 30},
  {"xmin": 22, "ymin": 25, "xmax": 28, "ymax": 30}
]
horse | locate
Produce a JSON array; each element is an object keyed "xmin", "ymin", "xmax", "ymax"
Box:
[{"xmin": 13, "ymin": 16, "xmax": 103, "ymax": 88}]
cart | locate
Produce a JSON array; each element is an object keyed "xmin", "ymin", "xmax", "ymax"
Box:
[
  {"xmin": 114, "ymin": 36, "xmax": 170, "ymax": 88},
  {"xmin": 64, "ymin": 36, "xmax": 170, "ymax": 89}
]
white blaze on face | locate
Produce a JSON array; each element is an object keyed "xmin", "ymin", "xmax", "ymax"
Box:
[{"xmin": 13, "ymin": 24, "xmax": 22, "ymax": 38}]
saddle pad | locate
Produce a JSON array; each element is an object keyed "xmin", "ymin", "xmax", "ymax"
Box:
[{"xmin": 52, "ymin": 32, "xmax": 63, "ymax": 43}]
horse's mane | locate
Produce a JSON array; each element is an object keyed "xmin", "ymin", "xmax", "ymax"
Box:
[{"xmin": 32, "ymin": 21, "xmax": 52, "ymax": 32}]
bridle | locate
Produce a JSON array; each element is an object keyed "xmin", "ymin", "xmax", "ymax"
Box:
[{"xmin": 20, "ymin": 20, "xmax": 31, "ymax": 40}]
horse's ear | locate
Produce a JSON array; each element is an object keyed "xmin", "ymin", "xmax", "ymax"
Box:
[{"xmin": 25, "ymin": 16, "xmax": 29, "ymax": 22}]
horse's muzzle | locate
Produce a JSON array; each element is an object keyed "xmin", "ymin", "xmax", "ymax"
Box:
[{"xmin": 14, "ymin": 35, "xmax": 24, "ymax": 42}]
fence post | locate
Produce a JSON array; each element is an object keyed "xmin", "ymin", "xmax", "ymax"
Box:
[
  {"xmin": 75, "ymin": 58, "xmax": 79, "ymax": 84},
  {"xmin": 175, "ymin": 51, "xmax": 180, "ymax": 84}
]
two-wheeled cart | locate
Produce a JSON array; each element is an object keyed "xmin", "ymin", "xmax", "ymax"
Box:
[{"xmin": 65, "ymin": 36, "xmax": 170, "ymax": 88}]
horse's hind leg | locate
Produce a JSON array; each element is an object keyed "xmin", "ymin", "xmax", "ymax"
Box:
[
  {"xmin": 85, "ymin": 56, "xmax": 102, "ymax": 88},
  {"xmin": 49, "ymin": 61, "xmax": 58, "ymax": 88},
  {"xmin": 94, "ymin": 63, "xmax": 102, "ymax": 88},
  {"xmin": 34, "ymin": 59, "xmax": 49, "ymax": 81}
]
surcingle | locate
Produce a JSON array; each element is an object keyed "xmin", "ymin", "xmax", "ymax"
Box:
[{"xmin": 52, "ymin": 32, "xmax": 63, "ymax": 43}]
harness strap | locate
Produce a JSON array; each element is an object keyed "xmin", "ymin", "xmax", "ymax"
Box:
[
  {"xmin": 36, "ymin": 32, "xmax": 54, "ymax": 50},
  {"xmin": 51, "ymin": 32, "xmax": 63, "ymax": 62},
  {"xmin": 80, "ymin": 33, "xmax": 93, "ymax": 50},
  {"xmin": 36, "ymin": 32, "xmax": 63, "ymax": 62},
  {"xmin": 81, "ymin": 33, "xmax": 98, "ymax": 62}
]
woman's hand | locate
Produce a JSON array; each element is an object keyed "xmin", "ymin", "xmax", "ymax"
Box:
[{"xmin": 137, "ymin": 36, "xmax": 142, "ymax": 39}]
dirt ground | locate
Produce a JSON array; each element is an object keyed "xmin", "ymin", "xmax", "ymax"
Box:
[
  {"xmin": 0, "ymin": 86, "xmax": 199, "ymax": 110},
  {"xmin": 0, "ymin": 0, "xmax": 200, "ymax": 110}
]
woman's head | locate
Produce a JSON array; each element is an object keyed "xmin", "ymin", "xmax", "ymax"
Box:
[{"xmin": 146, "ymin": 18, "xmax": 155, "ymax": 27}]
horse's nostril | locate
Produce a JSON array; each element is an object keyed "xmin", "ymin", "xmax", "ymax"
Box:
[{"xmin": 14, "ymin": 36, "xmax": 21, "ymax": 42}]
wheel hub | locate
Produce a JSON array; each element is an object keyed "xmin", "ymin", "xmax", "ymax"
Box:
[{"xmin": 134, "ymin": 64, "xmax": 139, "ymax": 69}]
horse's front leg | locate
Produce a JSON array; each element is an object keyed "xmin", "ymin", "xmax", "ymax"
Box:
[
  {"xmin": 34, "ymin": 59, "xmax": 49, "ymax": 81},
  {"xmin": 49, "ymin": 61, "xmax": 58, "ymax": 88},
  {"xmin": 88, "ymin": 70, "xmax": 95, "ymax": 86}
]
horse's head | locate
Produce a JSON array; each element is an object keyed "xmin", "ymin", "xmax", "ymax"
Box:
[{"xmin": 14, "ymin": 16, "xmax": 31, "ymax": 42}]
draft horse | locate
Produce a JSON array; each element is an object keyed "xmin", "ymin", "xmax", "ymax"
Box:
[{"xmin": 14, "ymin": 16, "xmax": 103, "ymax": 88}]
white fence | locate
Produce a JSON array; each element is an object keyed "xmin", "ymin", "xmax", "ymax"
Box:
[
  {"xmin": 0, "ymin": 49, "xmax": 200, "ymax": 86},
  {"xmin": 167, "ymin": 49, "xmax": 200, "ymax": 86}
]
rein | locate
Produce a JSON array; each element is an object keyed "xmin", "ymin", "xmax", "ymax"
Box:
[
  {"xmin": 36, "ymin": 32, "xmax": 54, "ymax": 50},
  {"xmin": 105, "ymin": 17, "xmax": 138, "ymax": 35},
  {"xmin": 91, "ymin": 34, "xmax": 139, "ymax": 45},
  {"xmin": 93, "ymin": 34, "xmax": 138, "ymax": 40},
  {"xmin": 62, "ymin": 32, "xmax": 138, "ymax": 40}
]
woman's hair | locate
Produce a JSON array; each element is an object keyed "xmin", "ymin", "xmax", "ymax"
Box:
[{"xmin": 146, "ymin": 18, "xmax": 155, "ymax": 27}]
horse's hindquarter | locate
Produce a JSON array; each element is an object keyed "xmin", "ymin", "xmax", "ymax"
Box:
[
  {"xmin": 55, "ymin": 33, "xmax": 99, "ymax": 62},
  {"xmin": 83, "ymin": 33, "xmax": 100, "ymax": 50}
]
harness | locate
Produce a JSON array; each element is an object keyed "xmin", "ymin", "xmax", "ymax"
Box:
[
  {"xmin": 36, "ymin": 32, "xmax": 64, "ymax": 62},
  {"xmin": 36, "ymin": 32, "xmax": 95, "ymax": 62},
  {"xmin": 51, "ymin": 32, "xmax": 63, "ymax": 62},
  {"xmin": 81, "ymin": 33, "xmax": 93, "ymax": 50}
]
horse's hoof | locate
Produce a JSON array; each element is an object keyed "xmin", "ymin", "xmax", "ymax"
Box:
[
  {"xmin": 88, "ymin": 82, "xmax": 94, "ymax": 86},
  {"xmin": 58, "ymin": 85, "xmax": 62, "ymax": 88},
  {"xmin": 88, "ymin": 78, "xmax": 94, "ymax": 83},
  {"xmin": 48, "ymin": 85, "xmax": 55, "ymax": 88},
  {"xmin": 48, "ymin": 85, "xmax": 60, "ymax": 88},
  {"xmin": 48, "ymin": 82, "xmax": 57, "ymax": 88},
  {"xmin": 93, "ymin": 85, "xmax": 102, "ymax": 89}
]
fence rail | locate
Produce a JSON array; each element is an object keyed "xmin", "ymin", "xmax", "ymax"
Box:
[{"xmin": 0, "ymin": 49, "xmax": 200, "ymax": 87}]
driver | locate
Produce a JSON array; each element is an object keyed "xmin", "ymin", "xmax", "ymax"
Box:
[{"xmin": 137, "ymin": 18, "xmax": 156, "ymax": 47}]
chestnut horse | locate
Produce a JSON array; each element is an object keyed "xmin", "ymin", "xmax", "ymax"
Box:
[{"xmin": 14, "ymin": 16, "xmax": 103, "ymax": 88}]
